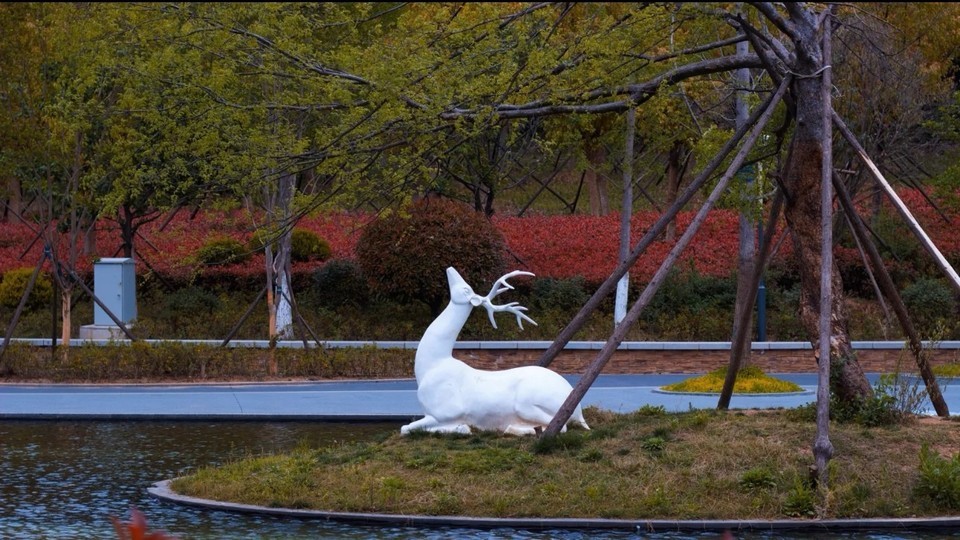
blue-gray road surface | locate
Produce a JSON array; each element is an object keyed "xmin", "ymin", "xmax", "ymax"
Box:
[{"xmin": 2, "ymin": 374, "xmax": 958, "ymax": 420}]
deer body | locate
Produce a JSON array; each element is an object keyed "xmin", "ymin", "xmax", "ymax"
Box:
[{"xmin": 400, "ymin": 267, "xmax": 589, "ymax": 436}]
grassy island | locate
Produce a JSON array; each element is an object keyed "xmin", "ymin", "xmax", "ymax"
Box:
[
  {"xmin": 660, "ymin": 366, "xmax": 804, "ymax": 394},
  {"xmin": 172, "ymin": 408, "xmax": 960, "ymax": 520}
]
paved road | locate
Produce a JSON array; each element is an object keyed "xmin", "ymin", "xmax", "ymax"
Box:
[{"xmin": 1, "ymin": 373, "xmax": 957, "ymax": 420}]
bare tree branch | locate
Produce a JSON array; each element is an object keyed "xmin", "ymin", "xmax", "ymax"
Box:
[
  {"xmin": 441, "ymin": 53, "xmax": 763, "ymax": 119},
  {"xmin": 751, "ymin": 2, "xmax": 801, "ymax": 42},
  {"xmin": 627, "ymin": 33, "xmax": 749, "ymax": 63}
]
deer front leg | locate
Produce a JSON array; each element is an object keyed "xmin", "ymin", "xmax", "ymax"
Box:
[
  {"xmin": 401, "ymin": 416, "xmax": 471, "ymax": 435},
  {"xmin": 401, "ymin": 416, "xmax": 439, "ymax": 435}
]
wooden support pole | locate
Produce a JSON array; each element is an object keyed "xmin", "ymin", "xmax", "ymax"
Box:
[
  {"xmin": 221, "ymin": 284, "xmax": 269, "ymax": 347},
  {"xmin": 834, "ymin": 175, "xmax": 949, "ymax": 417},
  {"xmin": 0, "ymin": 251, "xmax": 48, "ymax": 372},
  {"xmin": 717, "ymin": 191, "xmax": 784, "ymax": 408},
  {"xmin": 833, "ymin": 112, "xmax": 960, "ymax": 295},
  {"xmin": 614, "ymin": 107, "xmax": 636, "ymax": 326},
  {"xmin": 68, "ymin": 271, "xmax": 138, "ymax": 341},
  {"xmin": 543, "ymin": 76, "xmax": 791, "ymax": 437},
  {"xmin": 537, "ymin": 78, "xmax": 788, "ymax": 368}
]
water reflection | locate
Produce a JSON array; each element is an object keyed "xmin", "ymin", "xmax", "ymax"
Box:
[
  {"xmin": 0, "ymin": 421, "xmax": 956, "ymax": 539},
  {"xmin": 1, "ymin": 420, "xmax": 402, "ymax": 538}
]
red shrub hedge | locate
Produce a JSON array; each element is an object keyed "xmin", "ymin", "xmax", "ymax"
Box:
[{"xmin": 1, "ymin": 189, "xmax": 958, "ymax": 290}]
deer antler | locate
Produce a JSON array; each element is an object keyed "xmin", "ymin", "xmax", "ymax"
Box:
[{"xmin": 478, "ymin": 271, "xmax": 538, "ymax": 330}]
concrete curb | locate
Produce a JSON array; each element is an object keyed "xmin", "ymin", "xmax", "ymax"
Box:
[{"xmin": 149, "ymin": 480, "xmax": 960, "ymax": 534}]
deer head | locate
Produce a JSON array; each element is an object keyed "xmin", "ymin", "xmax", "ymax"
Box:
[{"xmin": 445, "ymin": 267, "xmax": 538, "ymax": 329}]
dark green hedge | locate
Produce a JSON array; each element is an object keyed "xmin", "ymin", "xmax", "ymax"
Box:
[{"xmin": 1, "ymin": 342, "xmax": 414, "ymax": 382}]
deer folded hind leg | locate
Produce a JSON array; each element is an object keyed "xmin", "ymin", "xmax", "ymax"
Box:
[{"xmin": 401, "ymin": 415, "xmax": 440, "ymax": 435}]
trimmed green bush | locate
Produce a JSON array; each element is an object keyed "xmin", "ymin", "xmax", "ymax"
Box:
[
  {"xmin": 356, "ymin": 197, "xmax": 507, "ymax": 315},
  {"xmin": 1, "ymin": 342, "xmax": 414, "ymax": 381},
  {"xmin": 645, "ymin": 269, "xmax": 737, "ymax": 319},
  {"xmin": 312, "ymin": 259, "xmax": 369, "ymax": 308},
  {"xmin": 290, "ymin": 229, "xmax": 331, "ymax": 262},
  {"xmin": 902, "ymin": 278, "xmax": 956, "ymax": 334},
  {"xmin": 0, "ymin": 267, "xmax": 53, "ymax": 309},
  {"xmin": 158, "ymin": 286, "xmax": 222, "ymax": 334},
  {"xmin": 195, "ymin": 237, "xmax": 250, "ymax": 266},
  {"xmin": 530, "ymin": 276, "xmax": 589, "ymax": 312},
  {"xmin": 248, "ymin": 228, "xmax": 331, "ymax": 262},
  {"xmin": 643, "ymin": 269, "xmax": 737, "ymax": 340}
]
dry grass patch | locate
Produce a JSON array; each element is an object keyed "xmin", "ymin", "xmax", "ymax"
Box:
[{"xmin": 172, "ymin": 409, "xmax": 960, "ymax": 520}]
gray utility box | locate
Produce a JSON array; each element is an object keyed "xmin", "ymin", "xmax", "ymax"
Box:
[{"xmin": 93, "ymin": 258, "xmax": 137, "ymax": 325}]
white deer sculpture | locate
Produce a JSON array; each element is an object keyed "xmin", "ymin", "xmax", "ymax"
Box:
[{"xmin": 400, "ymin": 267, "xmax": 590, "ymax": 436}]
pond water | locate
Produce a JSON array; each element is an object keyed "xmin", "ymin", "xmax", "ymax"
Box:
[{"xmin": 0, "ymin": 420, "xmax": 956, "ymax": 539}]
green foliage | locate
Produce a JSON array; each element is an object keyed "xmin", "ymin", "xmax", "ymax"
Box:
[
  {"xmin": 632, "ymin": 404, "xmax": 667, "ymax": 417},
  {"xmin": 0, "ymin": 267, "xmax": 53, "ymax": 310},
  {"xmin": 290, "ymin": 229, "xmax": 331, "ymax": 263},
  {"xmin": 246, "ymin": 230, "xmax": 276, "ymax": 254},
  {"xmin": 874, "ymin": 370, "xmax": 928, "ymax": 417},
  {"xmin": 355, "ymin": 198, "xmax": 506, "ymax": 314},
  {"xmin": 157, "ymin": 286, "xmax": 221, "ymax": 336},
  {"xmin": 195, "ymin": 237, "xmax": 250, "ymax": 266},
  {"xmin": 739, "ymin": 467, "xmax": 778, "ymax": 491},
  {"xmin": 311, "ymin": 259, "xmax": 369, "ymax": 308},
  {"xmin": 2, "ymin": 342, "xmax": 414, "ymax": 381},
  {"xmin": 902, "ymin": 278, "xmax": 957, "ymax": 335},
  {"xmin": 530, "ymin": 276, "xmax": 589, "ymax": 312},
  {"xmin": 790, "ymin": 366, "xmax": 920, "ymax": 427},
  {"xmin": 648, "ymin": 270, "xmax": 738, "ymax": 316},
  {"xmin": 161, "ymin": 286, "xmax": 221, "ymax": 316},
  {"xmin": 929, "ymin": 161, "xmax": 960, "ymax": 211},
  {"xmin": 916, "ymin": 444, "xmax": 960, "ymax": 510},
  {"xmin": 643, "ymin": 270, "xmax": 737, "ymax": 339},
  {"xmin": 873, "ymin": 212, "xmax": 925, "ymax": 274},
  {"xmin": 782, "ymin": 478, "xmax": 816, "ymax": 517},
  {"xmin": 251, "ymin": 229, "xmax": 333, "ymax": 263},
  {"xmin": 640, "ymin": 435, "xmax": 667, "ymax": 454}
]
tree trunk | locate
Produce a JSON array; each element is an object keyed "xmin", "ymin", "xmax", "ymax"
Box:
[
  {"xmin": 731, "ymin": 37, "xmax": 757, "ymax": 365},
  {"xmin": 585, "ymin": 144, "xmax": 609, "ymax": 216},
  {"xmin": 59, "ymin": 289, "xmax": 72, "ymax": 344},
  {"xmin": 83, "ymin": 219, "xmax": 97, "ymax": 257},
  {"xmin": 274, "ymin": 171, "xmax": 296, "ymax": 340},
  {"xmin": 120, "ymin": 204, "xmax": 136, "ymax": 259},
  {"xmin": 835, "ymin": 176, "xmax": 950, "ymax": 416},
  {"xmin": 615, "ymin": 108, "xmax": 636, "ymax": 326},
  {"xmin": 4, "ymin": 176, "xmax": 22, "ymax": 222},
  {"xmin": 266, "ymin": 244, "xmax": 277, "ymax": 337},
  {"xmin": 663, "ymin": 141, "xmax": 685, "ymax": 241},
  {"xmin": 813, "ymin": 14, "xmax": 836, "ymax": 498},
  {"xmin": 783, "ymin": 37, "xmax": 871, "ymax": 403}
]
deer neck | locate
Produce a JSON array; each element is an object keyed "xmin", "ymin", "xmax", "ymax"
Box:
[{"xmin": 415, "ymin": 300, "xmax": 472, "ymax": 382}]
